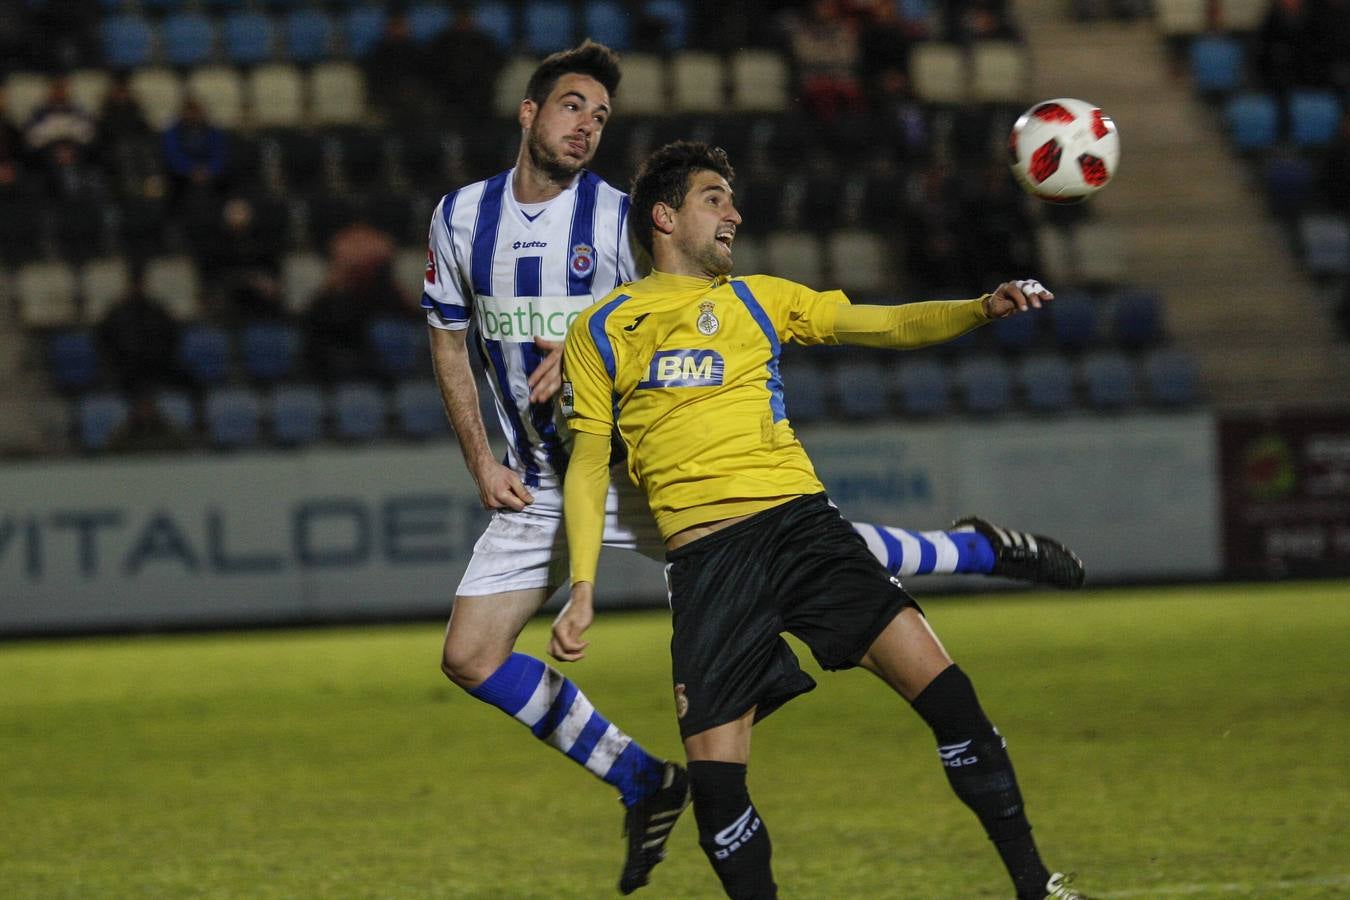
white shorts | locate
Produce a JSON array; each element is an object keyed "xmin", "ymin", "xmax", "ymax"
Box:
[{"xmin": 456, "ymin": 470, "xmax": 666, "ymax": 597}]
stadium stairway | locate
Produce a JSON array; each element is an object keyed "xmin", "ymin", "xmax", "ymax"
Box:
[
  {"xmin": 1018, "ymin": 0, "xmax": 1350, "ymax": 410},
  {"xmin": 0, "ymin": 323, "xmax": 62, "ymax": 455}
]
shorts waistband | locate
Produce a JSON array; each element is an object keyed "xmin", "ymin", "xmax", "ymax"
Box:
[{"xmin": 666, "ymin": 493, "xmax": 826, "ymax": 561}]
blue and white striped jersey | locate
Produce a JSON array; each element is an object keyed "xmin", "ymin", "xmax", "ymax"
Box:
[{"xmin": 423, "ymin": 168, "xmax": 641, "ymax": 491}]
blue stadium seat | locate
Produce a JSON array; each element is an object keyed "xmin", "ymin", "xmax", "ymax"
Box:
[
  {"xmin": 1142, "ymin": 348, "xmax": 1201, "ymax": 407},
  {"xmin": 990, "ymin": 310, "xmax": 1040, "ymax": 352},
  {"xmin": 344, "ymin": 7, "xmax": 387, "ymax": 58},
  {"xmin": 895, "ymin": 359, "xmax": 951, "ymax": 417},
  {"xmin": 162, "ymin": 12, "xmax": 217, "ymax": 67},
  {"xmin": 832, "ymin": 359, "xmax": 889, "ymax": 419},
  {"xmin": 1018, "ymin": 353, "xmax": 1075, "ymax": 413},
  {"xmin": 645, "ymin": 0, "xmax": 690, "ymax": 49},
  {"xmin": 222, "ymin": 11, "xmax": 275, "ymax": 66},
  {"xmin": 240, "ymin": 321, "xmax": 300, "ymax": 383},
  {"xmin": 1264, "ymin": 152, "xmax": 1316, "ymax": 219},
  {"xmin": 333, "ymin": 381, "xmax": 387, "ymax": 440},
  {"xmin": 369, "ymin": 317, "xmax": 423, "ymax": 380},
  {"xmin": 1111, "ymin": 288, "xmax": 1164, "ymax": 349},
  {"xmin": 1080, "ymin": 351, "xmax": 1137, "ymax": 409},
  {"xmin": 285, "ymin": 9, "xmax": 334, "ymax": 64},
  {"xmin": 475, "ymin": 2, "xmax": 516, "ymax": 50},
  {"xmin": 1299, "ymin": 214, "xmax": 1350, "ymax": 276},
  {"xmin": 76, "ymin": 393, "xmax": 130, "ymax": 452},
  {"xmin": 408, "ymin": 3, "xmax": 453, "ymax": 44},
  {"xmin": 1189, "ymin": 34, "xmax": 1243, "ymax": 94},
  {"xmin": 953, "ymin": 355, "xmax": 1012, "ymax": 414},
  {"xmin": 394, "ymin": 380, "xmax": 449, "ymax": 438},
  {"xmin": 101, "ymin": 15, "xmax": 154, "ymax": 69},
  {"xmin": 524, "ymin": 2, "xmax": 574, "ymax": 54},
  {"xmin": 204, "ymin": 386, "xmax": 262, "ymax": 448},
  {"xmin": 1289, "ymin": 89, "xmax": 1342, "ymax": 148},
  {"xmin": 782, "ymin": 358, "xmax": 828, "ymax": 423},
  {"xmin": 583, "ymin": 1, "xmax": 632, "ymax": 50},
  {"xmin": 177, "ymin": 324, "xmax": 232, "ymax": 386},
  {"xmin": 155, "ymin": 388, "xmax": 197, "ymax": 433},
  {"xmin": 47, "ymin": 331, "xmax": 101, "ymax": 392},
  {"xmin": 270, "ymin": 384, "xmax": 325, "ymax": 445},
  {"xmin": 1225, "ymin": 92, "xmax": 1278, "ymax": 152},
  {"xmin": 1049, "ymin": 291, "xmax": 1099, "ymax": 350}
]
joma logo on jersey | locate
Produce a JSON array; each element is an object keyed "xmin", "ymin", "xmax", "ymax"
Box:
[{"xmin": 637, "ymin": 350, "xmax": 724, "ymax": 389}]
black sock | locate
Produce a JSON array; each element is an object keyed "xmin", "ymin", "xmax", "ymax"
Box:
[
  {"xmin": 911, "ymin": 664, "xmax": 1051, "ymax": 900},
  {"xmin": 688, "ymin": 760, "xmax": 777, "ymax": 900}
]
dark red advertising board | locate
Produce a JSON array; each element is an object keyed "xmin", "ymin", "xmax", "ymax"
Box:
[{"xmin": 1220, "ymin": 412, "xmax": 1350, "ymax": 578}]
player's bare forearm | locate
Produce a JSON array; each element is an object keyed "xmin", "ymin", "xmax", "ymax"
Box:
[
  {"xmin": 548, "ymin": 582, "xmax": 594, "ymax": 662},
  {"xmin": 428, "ymin": 326, "xmax": 532, "ymax": 510},
  {"xmin": 527, "ymin": 339, "xmax": 563, "ymax": 403}
]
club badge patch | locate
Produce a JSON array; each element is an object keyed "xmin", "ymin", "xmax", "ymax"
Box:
[
  {"xmin": 696, "ymin": 300, "xmax": 719, "ymax": 336},
  {"xmin": 560, "ymin": 381, "xmax": 575, "ymax": 418},
  {"xmin": 674, "ymin": 683, "xmax": 689, "ymax": 719},
  {"xmin": 425, "ymin": 246, "xmax": 437, "ymax": 284},
  {"xmin": 569, "ymin": 243, "xmax": 595, "ymax": 278}
]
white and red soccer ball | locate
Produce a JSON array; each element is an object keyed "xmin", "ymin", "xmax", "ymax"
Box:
[{"xmin": 1008, "ymin": 98, "xmax": 1120, "ymax": 203}]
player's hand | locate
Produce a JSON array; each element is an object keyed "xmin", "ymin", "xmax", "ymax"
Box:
[
  {"xmin": 473, "ymin": 460, "xmax": 534, "ymax": 511},
  {"xmin": 527, "ymin": 339, "xmax": 564, "ymax": 403},
  {"xmin": 983, "ymin": 279, "xmax": 1053, "ymax": 319},
  {"xmin": 548, "ymin": 583, "xmax": 594, "ymax": 662}
]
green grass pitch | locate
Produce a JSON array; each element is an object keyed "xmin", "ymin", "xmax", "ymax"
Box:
[{"xmin": 2, "ymin": 581, "xmax": 1347, "ymax": 899}]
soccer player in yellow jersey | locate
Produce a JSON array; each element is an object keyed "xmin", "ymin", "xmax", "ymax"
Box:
[{"xmin": 556, "ymin": 142, "xmax": 1089, "ymax": 900}]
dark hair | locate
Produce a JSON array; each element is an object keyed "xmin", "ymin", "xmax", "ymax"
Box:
[
  {"xmin": 525, "ymin": 40, "xmax": 621, "ymax": 107},
  {"xmin": 628, "ymin": 141, "xmax": 736, "ymax": 255}
]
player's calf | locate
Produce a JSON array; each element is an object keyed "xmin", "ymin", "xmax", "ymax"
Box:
[{"xmin": 688, "ymin": 761, "xmax": 777, "ymax": 899}]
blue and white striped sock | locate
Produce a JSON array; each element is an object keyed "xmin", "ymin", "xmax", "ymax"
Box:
[
  {"xmin": 469, "ymin": 652, "xmax": 665, "ymax": 806},
  {"xmin": 852, "ymin": 523, "xmax": 996, "ymax": 577}
]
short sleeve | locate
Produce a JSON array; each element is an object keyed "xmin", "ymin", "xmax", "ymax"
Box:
[
  {"xmin": 421, "ymin": 194, "xmax": 472, "ymax": 331},
  {"xmin": 562, "ymin": 310, "xmax": 616, "ymax": 436}
]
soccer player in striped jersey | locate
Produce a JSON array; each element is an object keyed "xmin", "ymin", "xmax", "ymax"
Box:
[
  {"xmin": 423, "ymin": 43, "xmax": 1082, "ymax": 895},
  {"xmin": 556, "ymin": 141, "xmax": 1089, "ymax": 900}
]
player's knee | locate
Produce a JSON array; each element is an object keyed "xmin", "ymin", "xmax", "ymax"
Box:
[{"xmin": 439, "ymin": 642, "xmax": 500, "ymax": 690}]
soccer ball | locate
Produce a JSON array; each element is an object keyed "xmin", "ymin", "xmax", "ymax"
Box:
[{"xmin": 1008, "ymin": 98, "xmax": 1120, "ymax": 203}]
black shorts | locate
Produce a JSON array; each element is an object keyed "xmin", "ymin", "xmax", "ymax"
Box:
[{"xmin": 665, "ymin": 493, "xmax": 920, "ymax": 740}]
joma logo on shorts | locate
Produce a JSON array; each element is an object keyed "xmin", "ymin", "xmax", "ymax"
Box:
[{"xmin": 637, "ymin": 349, "xmax": 724, "ymax": 389}]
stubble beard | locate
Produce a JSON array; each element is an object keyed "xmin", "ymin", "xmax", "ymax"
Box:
[{"xmin": 526, "ymin": 129, "xmax": 585, "ymax": 182}]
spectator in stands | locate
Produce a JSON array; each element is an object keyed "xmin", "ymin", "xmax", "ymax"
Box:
[
  {"xmin": 106, "ymin": 389, "xmax": 190, "ymax": 454},
  {"xmin": 860, "ymin": 0, "xmax": 919, "ymax": 89},
  {"xmin": 960, "ymin": 160, "xmax": 1039, "ymax": 286},
  {"xmin": 423, "ymin": 6, "xmax": 505, "ymax": 127},
  {"xmin": 365, "ymin": 12, "xmax": 433, "ymax": 130},
  {"xmin": 95, "ymin": 72, "xmax": 160, "ymax": 200},
  {"xmin": 0, "ymin": 86, "xmax": 26, "ymax": 171},
  {"xmin": 1256, "ymin": 0, "xmax": 1327, "ymax": 92},
  {"xmin": 784, "ymin": 0, "xmax": 864, "ymax": 123},
  {"xmin": 301, "ymin": 220, "xmax": 414, "ymax": 381},
  {"xmin": 97, "ymin": 263, "xmax": 183, "ymax": 391},
  {"xmin": 30, "ymin": 0, "xmax": 100, "ymax": 72},
  {"xmin": 945, "ymin": 0, "xmax": 1021, "ymax": 43},
  {"xmin": 870, "ymin": 66, "xmax": 929, "ymax": 162},
  {"xmin": 201, "ymin": 197, "xmax": 285, "ymax": 323},
  {"xmin": 24, "ymin": 76, "xmax": 96, "ymax": 175},
  {"xmin": 161, "ymin": 96, "xmax": 229, "ymax": 210},
  {"xmin": 45, "ymin": 138, "xmax": 107, "ymax": 205},
  {"xmin": 0, "ymin": 2, "xmax": 36, "ymax": 74},
  {"xmin": 1312, "ymin": 0, "xmax": 1350, "ymax": 94}
]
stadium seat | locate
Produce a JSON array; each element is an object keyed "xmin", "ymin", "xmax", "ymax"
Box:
[
  {"xmin": 144, "ymin": 256, "xmax": 202, "ymax": 321},
  {"xmin": 1143, "ymin": 347, "xmax": 1201, "ymax": 406},
  {"xmin": 1289, "ymin": 90, "xmax": 1342, "ymax": 148},
  {"xmin": 730, "ymin": 49, "xmax": 788, "ymax": 112},
  {"xmin": 1080, "ymin": 351, "xmax": 1137, "ymax": 409},
  {"xmin": 828, "ymin": 230, "xmax": 889, "ymax": 295},
  {"xmin": 832, "ymin": 358, "xmax": 890, "ymax": 419},
  {"xmin": 1220, "ymin": 0, "xmax": 1268, "ymax": 31},
  {"xmin": 615, "ymin": 53, "xmax": 666, "ymax": 115},
  {"xmin": 1075, "ymin": 221, "xmax": 1130, "ymax": 286},
  {"xmin": 76, "ymin": 393, "xmax": 129, "ymax": 452},
  {"xmin": 953, "ymin": 355, "xmax": 1012, "ymax": 414},
  {"xmin": 282, "ymin": 251, "xmax": 326, "ymax": 314},
  {"xmin": 1155, "ymin": 0, "xmax": 1208, "ymax": 34},
  {"xmin": 970, "ymin": 41, "xmax": 1028, "ymax": 103},
  {"xmin": 1111, "ymin": 288, "xmax": 1164, "ymax": 348},
  {"xmin": 910, "ymin": 43, "xmax": 966, "ymax": 104},
  {"xmin": 765, "ymin": 231, "xmax": 823, "ymax": 288},
  {"xmin": 101, "ymin": 15, "xmax": 155, "ymax": 69},
  {"xmin": 475, "ymin": 2, "xmax": 517, "ymax": 50},
  {"xmin": 47, "ymin": 330, "xmax": 102, "ymax": 392},
  {"xmin": 494, "ymin": 55, "xmax": 540, "ymax": 117},
  {"xmin": 343, "ymin": 6, "xmax": 387, "ymax": 58},
  {"xmin": 781, "ymin": 358, "xmax": 829, "ymax": 424},
  {"xmin": 332, "ymin": 381, "xmax": 387, "ymax": 440},
  {"xmin": 369, "ymin": 316, "xmax": 423, "ymax": 380},
  {"xmin": 310, "ymin": 63, "xmax": 367, "ymax": 126},
  {"xmin": 129, "ymin": 69, "xmax": 184, "ymax": 131},
  {"xmin": 394, "ymin": 380, "xmax": 448, "ymax": 438},
  {"xmin": 155, "ymin": 388, "xmax": 196, "ymax": 434},
  {"xmin": 645, "ymin": 0, "xmax": 689, "ymax": 49},
  {"xmin": 222, "ymin": 11, "xmax": 274, "ymax": 65},
  {"xmin": 1225, "ymin": 92, "xmax": 1279, "ymax": 152},
  {"xmin": 177, "ymin": 324, "xmax": 232, "ymax": 386},
  {"xmin": 1018, "ymin": 353, "xmax": 1075, "ymax": 413},
  {"xmin": 1189, "ymin": 35, "xmax": 1244, "ymax": 94},
  {"xmin": 894, "ymin": 359, "xmax": 950, "ymax": 417},
  {"xmin": 285, "ymin": 9, "xmax": 335, "ymax": 64},
  {"xmin": 161, "ymin": 12, "xmax": 217, "ymax": 67},
  {"xmin": 17, "ymin": 261, "xmax": 79, "ymax": 329},
  {"xmin": 270, "ymin": 384, "xmax": 326, "ymax": 445},
  {"xmin": 583, "ymin": 1, "xmax": 631, "ymax": 51},
  {"xmin": 204, "ymin": 386, "xmax": 262, "ymax": 449},
  {"xmin": 523, "ymin": 1, "xmax": 574, "ymax": 54},
  {"xmin": 240, "ymin": 320, "xmax": 301, "ymax": 383},
  {"xmin": 3, "ymin": 73, "xmax": 50, "ymax": 126},
  {"xmin": 187, "ymin": 67, "xmax": 245, "ymax": 130},
  {"xmin": 1299, "ymin": 214, "xmax": 1350, "ymax": 276},
  {"xmin": 79, "ymin": 257, "xmax": 131, "ymax": 324},
  {"xmin": 248, "ymin": 64, "xmax": 305, "ymax": 128},
  {"xmin": 1049, "ymin": 291, "xmax": 1099, "ymax": 349},
  {"xmin": 672, "ymin": 52, "xmax": 724, "ymax": 113},
  {"xmin": 1264, "ymin": 151, "xmax": 1316, "ymax": 219},
  {"xmin": 990, "ymin": 309, "xmax": 1040, "ymax": 351},
  {"xmin": 408, "ymin": 3, "xmax": 453, "ymax": 44}
]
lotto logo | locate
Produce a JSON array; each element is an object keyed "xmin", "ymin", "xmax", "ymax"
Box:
[{"xmin": 637, "ymin": 349, "xmax": 724, "ymax": 388}]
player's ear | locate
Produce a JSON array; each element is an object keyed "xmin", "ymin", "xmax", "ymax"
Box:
[
  {"xmin": 519, "ymin": 98, "xmax": 536, "ymax": 130},
  {"xmin": 652, "ymin": 202, "xmax": 676, "ymax": 238}
]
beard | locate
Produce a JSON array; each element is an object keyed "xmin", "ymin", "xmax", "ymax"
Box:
[
  {"xmin": 526, "ymin": 129, "xmax": 586, "ymax": 181},
  {"xmin": 681, "ymin": 235, "xmax": 733, "ymax": 277}
]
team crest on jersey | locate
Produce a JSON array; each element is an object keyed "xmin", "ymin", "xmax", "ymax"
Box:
[
  {"xmin": 674, "ymin": 683, "xmax": 689, "ymax": 719},
  {"xmin": 569, "ymin": 243, "xmax": 595, "ymax": 277},
  {"xmin": 560, "ymin": 381, "xmax": 575, "ymax": 418},
  {"xmin": 696, "ymin": 300, "xmax": 719, "ymax": 336},
  {"xmin": 425, "ymin": 246, "xmax": 437, "ymax": 284}
]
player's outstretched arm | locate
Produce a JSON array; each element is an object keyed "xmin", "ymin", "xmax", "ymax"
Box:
[
  {"xmin": 830, "ymin": 279, "xmax": 1054, "ymax": 350},
  {"xmin": 981, "ymin": 278, "xmax": 1054, "ymax": 318},
  {"xmin": 429, "ymin": 326, "xmax": 534, "ymax": 511},
  {"xmin": 550, "ymin": 430, "xmax": 612, "ymax": 662}
]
